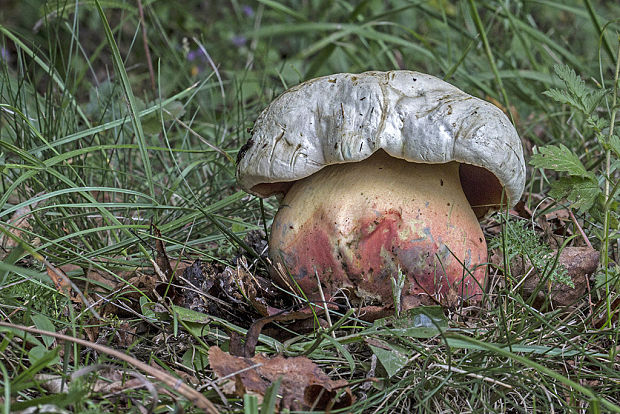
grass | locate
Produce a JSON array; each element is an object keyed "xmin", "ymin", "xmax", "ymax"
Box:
[{"xmin": 0, "ymin": 0, "xmax": 619, "ymax": 412}]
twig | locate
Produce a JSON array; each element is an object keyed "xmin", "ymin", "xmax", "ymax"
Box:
[{"xmin": 567, "ymin": 207, "xmax": 593, "ymax": 249}]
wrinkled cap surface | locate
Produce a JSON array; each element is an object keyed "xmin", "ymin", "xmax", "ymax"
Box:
[{"xmin": 237, "ymin": 70, "xmax": 525, "ymax": 211}]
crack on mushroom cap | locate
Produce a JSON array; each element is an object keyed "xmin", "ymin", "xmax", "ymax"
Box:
[{"xmin": 236, "ymin": 70, "xmax": 525, "ymax": 214}]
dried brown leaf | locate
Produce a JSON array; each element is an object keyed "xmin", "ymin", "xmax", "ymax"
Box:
[
  {"xmin": 209, "ymin": 346, "xmax": 354, "ymax": 411},
  {"xmin": 46, "ymin": 264, "xmax": 77, "ymax": 301},
  {"xmin": 518, "ymin": 246, "xmax": 599, "ymax": 307}
]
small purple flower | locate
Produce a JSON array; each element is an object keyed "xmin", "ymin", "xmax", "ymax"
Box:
[
  {"xmin": 232, "ymin": 35, "xmax": 247, "ymax": 47},
  {"xmin": 242, "ymin": 5, "xmax": 254, "ymax": 17},
  {"xmin": 187, "ymin": 48, "xmax": 206, "ymax": 62}
]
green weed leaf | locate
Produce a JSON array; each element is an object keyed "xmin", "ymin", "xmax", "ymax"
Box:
[
  {"xmin": 586, "ymin": 114, "xmax": 609, "ymax": 132},
  {"xmin": 13, "ymin": 347, "xmax": 60, "ymax": 391},
  {"xmin": 28, "ymin": 345, "xmax": 60, "ymax": 366},
  {"xmin": 542, "ymin": 88, "xmax": 584, "ymax": 110},
  {"xmin": 548, "ymin": 176, "xmax": 600, "ymax": 211},
  {"xmin": 530, "ymin": 144, "xmax": 594, "ymax": 179},
  {"xmin": 554, "ymin": 64, "xmax": 588, "ymax": 98},
  {"xmin": 182, "ymin": 348, "xmax": 208, "ymax": 371},
  {"xmin": 367, "ymin": 338, "xmax": 409, "ymax": 378},
  {"xmin": 30, "ymin": 314, "xmax": 56, "ymax": 348},
  {"xmin": 543, "ymin": 64, "xmax": 606, "ymax": 114},
  {"xmin": 583, "ymin": 88, "xmax": 608, "ymax": 114}
]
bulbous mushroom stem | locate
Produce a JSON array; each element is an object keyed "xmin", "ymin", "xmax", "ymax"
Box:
[{"xmin": 269, "ymin": 150, "xmax": 487, "ymax": 309}]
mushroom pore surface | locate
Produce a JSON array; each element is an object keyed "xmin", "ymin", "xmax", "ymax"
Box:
[{"xmin": 269, "ymin": 150, "xmax": 487, "ymax": 309}]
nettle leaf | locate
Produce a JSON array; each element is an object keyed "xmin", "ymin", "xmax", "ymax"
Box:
[
  {"xmin": 553, "ymin": 64, "xmax": 588, "ymax": 98},
  {"xmin": 542, "ymin": 88, "xmax": 582, "ymax": 110},
  {"xmin": 544, "ymin": 65, "xmax": 607, "ymax": 114},
  {"xmin": 586, "ymin": 114, "xmax": 609, "ymax": 132},
  {"xmin": 530, "ymin": 144, "xmax": 594, "ymax": 179},
  {"xmin": 548, "ymin": 176, "xmax": 600, "ymax": 211}
]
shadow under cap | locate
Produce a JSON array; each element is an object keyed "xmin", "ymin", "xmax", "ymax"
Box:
[{"xmin": 251, "ymin": 154, "xmax": 506, "ymax": 219}]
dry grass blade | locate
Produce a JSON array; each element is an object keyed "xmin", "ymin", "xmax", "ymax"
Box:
[{"xmin": 0, "ymin": 322, "xmax": 219, "ymax": 413}]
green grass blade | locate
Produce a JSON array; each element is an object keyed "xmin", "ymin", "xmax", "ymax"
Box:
[
  {"xmin": 446, "ymin": 333, "xmax": 620, "ymax": 413},
  {"xmin": 468, "ymin": 0, "xmax": 511, "ymax": 119},
  {"xmin": 583, "ymin": 0, "xmax": 615, "ymax": 63},
  {"xmin": 94, "ymin": 0, "xmax": 155, "ymax": 199},
  {"xmin": 0, "ymin": 25, "xmax": 91, "ymax": 128}
]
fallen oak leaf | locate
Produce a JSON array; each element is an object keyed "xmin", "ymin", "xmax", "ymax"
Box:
[{"xmin": 209, "ymin": 346, "xmax": 354, "ymax": 411}]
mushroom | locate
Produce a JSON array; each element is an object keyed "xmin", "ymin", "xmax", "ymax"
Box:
[{"xmin": 237, "ymin": 71, "xmax": 525, "ymax": 312}]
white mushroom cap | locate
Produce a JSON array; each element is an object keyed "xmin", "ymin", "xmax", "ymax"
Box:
[{"xmin": 237, "ymin": 70, "xmax": 525, "ymax": 213}]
